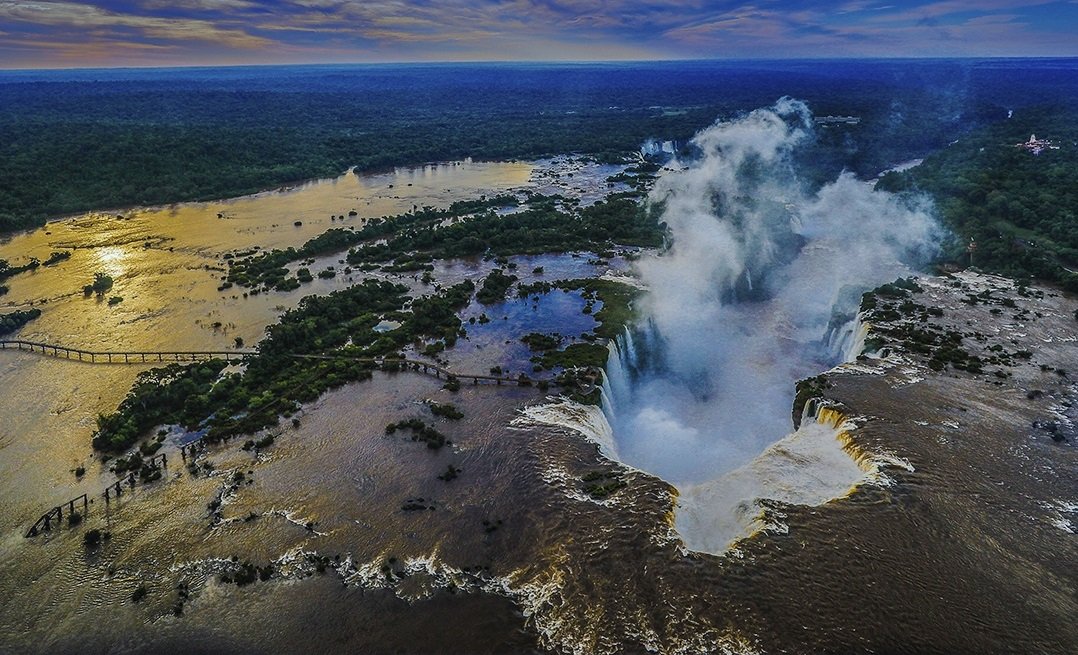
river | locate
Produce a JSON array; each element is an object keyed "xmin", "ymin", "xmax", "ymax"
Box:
[{"xmin": 1, "ymin": 158, "xmax": 1074, "ymax": 655}]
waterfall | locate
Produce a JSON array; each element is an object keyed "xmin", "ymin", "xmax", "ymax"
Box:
[
  {"xmin": 514, "ymin": 397, "xmax": 620, "ymax": 461},
  {"xmin": 521, "ymin": 100, "xmax": 939, "ymax": 556},
  {"xmin": 513, "ymin": 328, "xmax": 635, "ymax": 469},
  {"xmin": 523, "ymin": 292, "xmax": 886, "ymax": 556},
  {"xmin": 598, "ymin": 374, "xmax": 617, "ymax": 418},
  {"xmin": 818, "ymin": 283, "xmax": 876, "ymax": 364},
  {"xmin": 845, "ymin": 318, "xmax": 871, "ymax": 361},
  {"xmin": 600, "ymin": 326, "xmax": 645, "ymax": 432},
  {"xmin": 675, "ymin": 403, "xmax": 869, "ymax": 553},
  {"xmin": 825, "ymin": 312, "xmax": 871, "ymax": 363}
]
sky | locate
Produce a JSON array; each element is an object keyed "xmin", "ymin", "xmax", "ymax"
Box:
[{"xmin": 1, "ymin": 1, "xmax": 1077, "ymax": 69}]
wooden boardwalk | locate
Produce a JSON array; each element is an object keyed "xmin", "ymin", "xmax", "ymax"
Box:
[
  {"xmin": 25, "ymin": 453, "xmax": 170, "ymax": 538},
  {"xmin": 0, "ymin": 339, "xmax": 251, "ymax": 363},
  {"xmin": 293, "ymin": 354, "xmax": 543, "ymax": 387},
  {"xmin": 0, "ymin": 339, "xmax": 546, "ymax": 386}
]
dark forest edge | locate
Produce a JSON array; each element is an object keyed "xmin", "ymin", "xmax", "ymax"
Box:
[{"xmin": 7, "ymin": 59, "xmax": 1073, "ymax": 235}]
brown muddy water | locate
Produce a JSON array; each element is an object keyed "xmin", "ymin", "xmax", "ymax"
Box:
[{"xmin": 1, "ymin": 159, "xmax": 1075, "ymax": 654}]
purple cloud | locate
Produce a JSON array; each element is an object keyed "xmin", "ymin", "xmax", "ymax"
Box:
[{"xmin": 0, "ymin": 0, "xmax": 1075, "ymax": 68}]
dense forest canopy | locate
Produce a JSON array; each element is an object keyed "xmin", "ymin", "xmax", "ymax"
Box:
[
  {"xmin": 879, "ymin": 106, "xmax": 1078, "ymax": 289},
  {"xmin": 5, "ymin": 59, "xmax": 1078, "ymax": 235}
]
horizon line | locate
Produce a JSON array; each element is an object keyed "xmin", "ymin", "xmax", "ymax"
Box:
[{"xmin": 4, "ymin": 54, "xmax": 1078, "ymax": 73}]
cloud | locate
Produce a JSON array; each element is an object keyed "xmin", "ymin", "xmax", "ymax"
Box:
[
  {"xmin": 657, "ymin": 1, "xmax": 1078, "ymax": 57},
  {"xmin": 864, "ymin": 0, "xmax": 1057, "ymax": 23},
  {"xmin": 0, "ymin": 1, "xmax": 272, "ymax": 49},
  {"xmin": 0, "ymin": 0, "xmax": 1076, "ymax": 67},
  {"xmin": 139, "ymin": 0, "xmax": 258, "ymax": 10}
]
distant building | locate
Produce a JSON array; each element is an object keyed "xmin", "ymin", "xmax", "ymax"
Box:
[{"xmin": 1015, "ymin": 134, "xmax": 1060, "ymax": 154}]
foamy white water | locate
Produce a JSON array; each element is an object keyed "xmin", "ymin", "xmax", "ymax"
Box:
[
  {"xmin": 514, "ymin": 397, "xmax": 620, "ymax": 461},
  {"xmin": 675, "ymin": 412, "xmax": 864, "ymax": 552}
]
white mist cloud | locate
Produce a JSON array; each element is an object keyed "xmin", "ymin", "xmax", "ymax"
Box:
[{"xmin": 604, "ymin": 99, "xmax": 942, "ymax": 544}]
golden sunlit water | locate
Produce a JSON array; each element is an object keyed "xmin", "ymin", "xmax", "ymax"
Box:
[
  {"xmin": 0, "ymin": 161, "xmax": 544, "ymax": 649},
  {"xmin": 0, "ymin": 159, "xmax": 540, "ymax": 513},
  {"xmin": 0, "ymin": 158, "xmax": 671, "ymax": 655}
]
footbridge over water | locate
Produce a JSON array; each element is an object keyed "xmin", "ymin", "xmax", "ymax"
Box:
[
  {"xmin": 0, "ymin": 339, "xmax": 251, "ymax": 363},
  {"xmin": 0, "ymin": 339, "xmax": 548, "ymax": 386}
]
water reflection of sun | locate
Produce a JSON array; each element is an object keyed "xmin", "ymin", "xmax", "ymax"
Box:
[{"xmin": 93, "ymin": 246, "xmax": 128, "ymax": 277}]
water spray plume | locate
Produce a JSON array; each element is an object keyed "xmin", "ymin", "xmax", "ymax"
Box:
[{"xmin": 599, "ymin": 98, "xmax": 943, "ymax": 552}]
